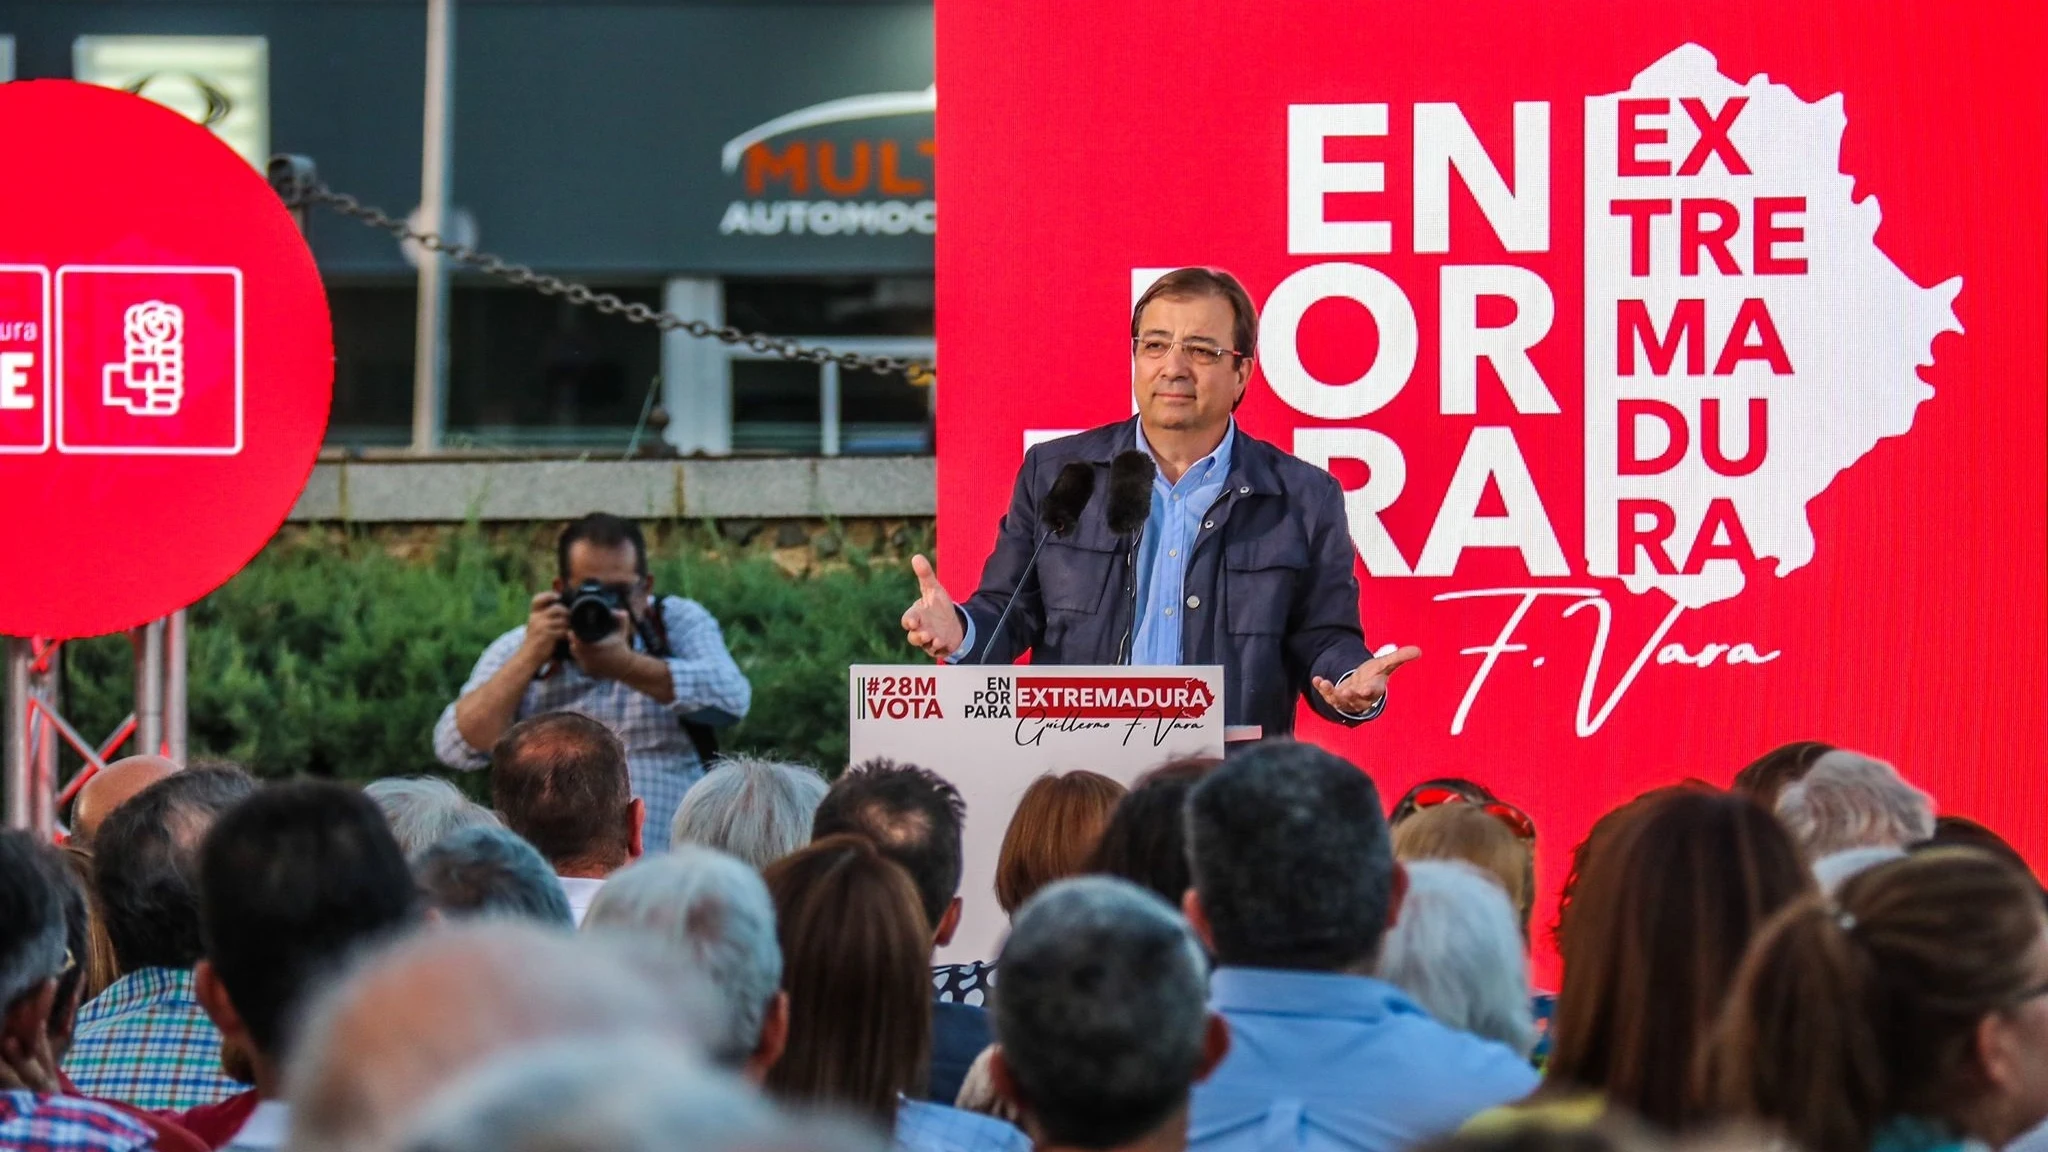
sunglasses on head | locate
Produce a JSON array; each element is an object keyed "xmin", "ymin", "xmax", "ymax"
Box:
[{"xmin": 1408, "ymin": 785, "xmax": 1536, "ymax": 840}]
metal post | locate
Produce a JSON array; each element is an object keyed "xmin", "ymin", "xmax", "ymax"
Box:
[
  {"xmin": 4, "ymin": 639, "xmax": 29, "ymax": 831},
  {"xmin": 411, "ymin": 0, "xmax": 456, "ymax": 454},
  {"xmin": 164, "ymin": 610, "xmax": 188, "ymax": 763},
  {"xmin": 136, "ymin": 620, "xmax": 165, "ymax": 758}
]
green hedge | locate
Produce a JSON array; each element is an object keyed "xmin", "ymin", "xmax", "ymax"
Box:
[{"xmin": 59, "ymin": 525, "xmax": 924, "ymax": 782}]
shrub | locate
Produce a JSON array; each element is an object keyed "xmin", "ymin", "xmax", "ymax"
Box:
[{"xmin": 58, "ymin": 524, "xmax": 923, "ymax": 783}]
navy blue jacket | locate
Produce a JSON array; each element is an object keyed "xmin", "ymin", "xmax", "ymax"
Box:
[{"xmin": 958, "ymin": 418, "xmax": 1379, "ymax": 737}]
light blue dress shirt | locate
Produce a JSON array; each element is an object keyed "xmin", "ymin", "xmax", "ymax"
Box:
[
  {"xmin": 895, "ymin": 1098, "xmax": 1031, "ymax": 1152},
  {"xmin": 1132, "ymin": 420, "xmax": 1234, "ymax": 666},
  {"xmin": 1189, "ymin": 968, "xmax": 1538, "ymax": 1152}
]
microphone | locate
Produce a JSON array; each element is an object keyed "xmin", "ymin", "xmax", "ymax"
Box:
[
  {"xmin": 982, "ymin": 462, "xmax": 1096, "ymax": 664},
  {"xmin": 1107, "ymin": 451, "xmax": 1156, "ymax": 534}
]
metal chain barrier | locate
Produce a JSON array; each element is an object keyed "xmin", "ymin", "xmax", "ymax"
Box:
[{"xmin": 269, "ymin": 158, "xmax": 934, "ymax": 383}]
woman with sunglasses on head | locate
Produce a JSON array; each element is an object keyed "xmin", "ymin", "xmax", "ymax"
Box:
[
  {"xmin": 1707, "ymin": 849, "xmax": 2048, "ymax": 1152},
  {"xmin": 1468, "ymin": 787, "xmax": 1810, "ymax": 1134}
]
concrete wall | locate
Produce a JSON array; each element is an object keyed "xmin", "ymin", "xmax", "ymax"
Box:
[{"xmin": 287, "ymin": 455, "xmax": 935, "ymax": 522}]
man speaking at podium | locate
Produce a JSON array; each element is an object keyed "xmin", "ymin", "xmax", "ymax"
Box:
[{"xmin": 901, "ymin": 267, "xmax": 1420, "ymax": 739}]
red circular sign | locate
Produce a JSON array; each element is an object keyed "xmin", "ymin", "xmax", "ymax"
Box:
[{"xmin": 0, "ymin": 82, "xmax": 332, "ymax": 638}]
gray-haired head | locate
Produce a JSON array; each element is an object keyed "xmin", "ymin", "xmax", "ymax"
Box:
[
  {"xmin": 364, "ymin": 776, "xmax": 500, "ymax": 859},
  {"xmin": 670, "ymin": 758, "xmax": 828, "ymax": 871},
  {"xmin": 1775, "ymin": 750, "xmax": 1936, "ymax": 860},
  {"xmin": 285, "ymin": 921, "xmax": 702, "ymax": 1152},
  {"xmin": 1376, "ymin": 859, "xmax": 1535, "ymax": 1056},
  {"xmin": 0, "ymin": 832, "xmax": 69, "ymax": 1011},
  {"xmin": 1186, "ymin": 740, "xmax": 1393, "ymax": 970},
  {"xmin": 993, "ymin": 876, "xmax": 1211, "ymax": 1148},
  {"xmin": 412, "ymin": 825, "xmax": 574, "ymax": 928},
  {"xmin": 582, "ymin": 846, "xmax": 782, "ymax": 1068},
  {"xmin": 396, "ymin": 1036, "xmax": 779, "ymax": 1152}
]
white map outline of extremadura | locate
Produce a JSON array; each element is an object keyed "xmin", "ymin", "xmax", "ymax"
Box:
[{"xmin": 1584, "ymin": 44, "xmax": 1963, "ymax": 609}]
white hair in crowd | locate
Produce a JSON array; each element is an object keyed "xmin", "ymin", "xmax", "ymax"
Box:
[
  {"xmin": 1811, "ymin": 845, "xmax": 1910, "ymax": 893},
  {"xmin": 395, "ymin": 1036, "xmax": 781, "ymax": 1152},
  {"xmin": 363, "ymin": 776, "xmax": 500, "ymax": 859},
  {"xmin": 670, "ymin": 758, "xmax": 829, "ymax": 871},
  {"xmin": 582, "ymin": 846, "xmax": 783, "ymax": 1067},
  {"xmin": 1376, "ymin": 859, "xmax": 1536, "ymax": 1057},
  {"xmin": 1775, "ymin": 750, "xmax": 1935, "ymax": 860},
  {"xmin": 286, "ymin": 921, "xmax": 703, "ymax": 1152}
]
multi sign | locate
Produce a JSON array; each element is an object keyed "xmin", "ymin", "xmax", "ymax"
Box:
[
  {"xmin": 0, "ymin": 82, "xmax": 331, "ymax": 639},
  {"xmin": 935, "ymin": 0, "xmax": 2047, "ymax": 968}
]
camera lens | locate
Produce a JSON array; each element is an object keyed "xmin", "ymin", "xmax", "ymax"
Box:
[{"xmin": 567, "ymin": 588, "xmax": 620, "ymax": 643}]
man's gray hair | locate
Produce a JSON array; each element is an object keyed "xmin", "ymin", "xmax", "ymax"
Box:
[
  {"xmin": 1185, "ymin": 740, "xmax": 1394, "ymax": 970},
  {"xmin": 1775, "ymin": 750, "xmax": 1936, "ymax": 859},
  {"xmin": 364, "ymin": 776, "xmax": 500, "ymax": 859},
  {"xmin": 582, "ymin": 846, "xmax": 781, "ymax": 1067},
  {"xmin": 993, "ymin": 876, "xmax": 1210, "ymax": 1148},
  {"xmin": 412, "ymin": 825, "xmax": 574, "ymax": 927},
  {"xmin": 0, "ymin": 832, "xmax": 69, "ymax": 1009},
  {"xmin": 286, "ymin": 921, "xmax": 704, "ymax": 1152},
  {"xmin": 669, "ymin": 758, "xmax": 828, "ymax": 871},
  {"xmin": 396, "ymin": 1036, "xmax": 780, "ymax": 1152},
  {"xmin": 1376, "ymin": 859, "xmax": 1536, "ymax": 1057}
]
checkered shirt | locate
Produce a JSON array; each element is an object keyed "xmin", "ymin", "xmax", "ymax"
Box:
[
  {"xmin": 0, "ymin": 1092, "xmax": 156, "ymax": 1152},
  {"xmin": 62, "ymin": 968, "xmax": 242, "ymax": 1112},
  {"xmin": 895, "ymin": 1099, "xmax": 1032, "ymax": 1152},
  {"xmin": 433, "ymin": 595, "xmax": 752, "ymax": 852}
]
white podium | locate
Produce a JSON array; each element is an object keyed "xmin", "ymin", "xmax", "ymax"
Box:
[{"xmin": 848, "ymin": 663, "xmax": 1225, "ymax": 965}]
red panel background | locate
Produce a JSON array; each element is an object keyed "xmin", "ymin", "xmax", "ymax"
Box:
[{"xmin": 935, "ymin": 1, "xmax": 2047, "ymax": 979}]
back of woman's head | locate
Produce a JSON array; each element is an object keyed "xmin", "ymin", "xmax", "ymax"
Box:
[
  {"xmin": 995, "ymin": 771, "xmax": 1127, "ymax": 915},
  {"xmin": 1707, "ymin": 849, "xmax": 2048, "ymax": 1152},
  {"xmin": 1549, "ymin": 788, "xmax": 1810, "ymax": 1131},
  {"xmin": 1085, "ymin": 758, "xmax": 1216, "ymax": 906},
  {"xmin": 1392, "ymin": 803, "xmax": 1534, "ymax": 937},
  {"xmin": 761, "ymin": 834, "xmax": 932, "ymax": 1122}
]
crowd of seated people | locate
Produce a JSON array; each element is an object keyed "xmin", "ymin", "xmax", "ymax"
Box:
[{"xmin": 5, "ymin": 718, "xmax": 2042, "ymax": 1152}]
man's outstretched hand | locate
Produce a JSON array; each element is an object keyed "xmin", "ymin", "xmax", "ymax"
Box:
[
  {"xmin": 901, "ymin": 554, "xmax": 965, "ymax": 660},
  {"xmin": 1313, "ymin": 645, "xmax": 1422, "ymax": 716}
]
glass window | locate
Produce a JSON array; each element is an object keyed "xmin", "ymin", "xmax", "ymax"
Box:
[
  {"xmin": 731, "ymin": 359, "xmax": 823, "ymax": 454},
  {"xmin": 723, "ymin": 276, "xmax": 934, "ymax": 456}
]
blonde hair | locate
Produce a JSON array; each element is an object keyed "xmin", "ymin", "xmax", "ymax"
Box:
[{"xmin": 1392, "ymin": 803, "xmax": 1533, "ymax": 935}]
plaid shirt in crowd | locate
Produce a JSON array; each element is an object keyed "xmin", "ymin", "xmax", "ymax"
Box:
[
  {"xmin": 62, "ymin": 968, "xmax": 243, "ymax": 1112},
  {"xmin": 434, "ymin": 595, "xmax": 751, "ymax": 851},
  {"xmin": 0, "ymin": 1092, "xmax": 156, "ymax": 1152}
]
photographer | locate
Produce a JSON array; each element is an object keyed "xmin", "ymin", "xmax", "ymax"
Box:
[{"xmin": 433, "ymin": 514, "xmax": 752, "ymax": 851}]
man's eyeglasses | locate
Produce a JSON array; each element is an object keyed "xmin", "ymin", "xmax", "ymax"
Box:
[
  {"xmin": 1134, "ymin": 337, "xmax": 1246, "ymax": 367},
  {"xmin": 1408, "ymin": 784, "xmax": 1537, "ymax": 840}
]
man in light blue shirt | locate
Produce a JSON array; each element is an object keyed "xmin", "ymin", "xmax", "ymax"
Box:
[{"xmin": 1184, "ymin": 742, "xmax": 1537, "ymax": 1152}]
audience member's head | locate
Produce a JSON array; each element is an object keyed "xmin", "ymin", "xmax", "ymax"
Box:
[
  {"xmin": 1084, "ymin": 758, "xmax": 1216, "ymax": 907},
  {"xmin": 362, "ymin": 775, "xmax": 500, "ymax": 858},
  {"xmin": 761, "ymin": 834, "xmax": 932, "ymax": 1125},
  {"xmin": 412, "ymin": 824, "xmax": 574, "ymax": 927},
  {"xmin": 93, "ymin": 764, "xmax": 258, "ymax": 974},
  {"xmin": 70, "ymin": 754, "xmax": 180, "ymax": 846},
  {"xmin": 1392, "ymin": 800, "xmax": 1535, "ymax": 938},
  {"xmin": 0, "ymin": 831, "xmax": 81, "ymax": 1065},
  {"xmin": 491, "ymin": 712, "xmax": 644, "ymax": 877},
  {"xmin": 1185, "ymin": 740, "xmax": 1397, "ymax": 972},
  {"xmin": 1729, "ymin": 740, "xmax": 1833, "ymax": 810},
  {"xmin": 195, "ymin": 781, "xmax": 419, "ymax": 1093},
  {"xmin": 811, "ymin": 758, "xmax": 965, "ymax": 945},
  {"xmin": 58, "ymin": 844, "xmax": 118, "ymax": 1003},
  {"xmin": 995, "ymin": 770, "xmax": 1127, "ymax": 917},
  {"xmin": 1710, "ymin": 849, "xmax": 2048, "ymax": 1152},
  {"xmin": 287, "ymin": 922, "xmax": 699, "ymax": 1152},
  {"xmin": 671, "ymin": 758, "xmax": 829, "ymax": 871},
  {"xmin": 583, "ymin": 847, "xmax": 789, "ymax": 1080},
  {"xmin": 1774, "ymin": 749, "xmax": 1935, "ymax": 861},
  {"xmin": 990, "ymin": 877, "xmax": 1225, "ymax": 1150},
  {"xmin": 395, "ymin": 1036, "xmax": 784, "ymax": 1152},
  {"xmin": 1378, "ymin": 859, "xmax": 1536, "ymax": 1056},
  {"xmin": 1389, "ymin": 777, "xmax": 1498, "ymax": 827},
  {"xmin": 1918, "ymin": 815, "xmax": 2036, "ymax": 881},
  {"xmin": 1810, "ymin": 845, "xmax": 1908, "ymax": 894},
  {"xmin": 1548, "ymin": 789, "xmax": 1810, "ymax": 1131}
]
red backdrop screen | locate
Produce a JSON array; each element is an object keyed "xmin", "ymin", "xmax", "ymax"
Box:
[{"xmin": 934, "ymin": 0, "xmax": 2047, "ymax": 973}]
